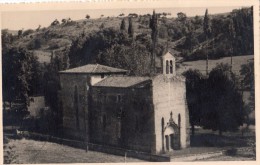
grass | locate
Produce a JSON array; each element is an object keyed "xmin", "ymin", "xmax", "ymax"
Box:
[
  {"xmin": 165, "ymin": 128, "xmax": 255, "ymax": 161},
  {"xmin": 4, "ymin": 138, "xmax": 145, "ymax": 163},
  {"xmin": 177, "ymin": 55, "xmax": 254, "ymax": 76}
]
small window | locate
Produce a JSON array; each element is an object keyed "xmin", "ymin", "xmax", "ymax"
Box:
[
  {"xmin": 101, "ymin": 74, "xmax": 105, "ymax": 79},
  {"xmin": 170, "ymin": 60, "xmax": 173, "ymax": 74},
  {"xmin": 166, "ymin": 60, "xmax": 169, "ymax": 74}
]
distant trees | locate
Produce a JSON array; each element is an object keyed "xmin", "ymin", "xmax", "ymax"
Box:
[
  {"xmin": 85, "ymin": 14, "xmax": 90, "ymax": 19},
  {"xmin": 36, "ymin": 25, "xmax": 41, "ymax": 31},
  {"xmin": 1, "ymin": 29, "xmax": 14, "ymax": 49},
  {"xmin": 177, "ymin": 12, "xmax": 187, "ymax": 22},
  {"xmin": 128, "ymin": 13, "xmax": 138, "ymax": 18},
  {"xmin": 128, "ymin": 17, "xmax": 134, "ymax": 38},
  {"xmin": 120, "ymin": 18, "xmax": 126, "ymax": 31},
  {"xmin": 61, "ymin": 18, "xmax": 67, "ymax": 24},
  {"xmin": 18, "ymin": 29, "xmax": 23, "ymax": 38},
  {"xmin": 183, "ymin": 23, "xmax": 199, "ymax": 51},
  {"xmin": 22, "ymin": 29, "xmax": 34, "ymax": 36},
  {"xmin": 118, "ymin": 13, "xmax": 125, "ymax": 17},
  {"xmin": 185, "ymin": 7, "xmax": 254, "ymax": 61},
  {"xmin": 51, "ymin": 19, "xmax": 60, "ymax": 26},
  {"xmin": 27, "ymin": 38, "xmax": 43, "ymax": 50},
  {"xmin": 99, "ymin": 23, "xmax": 105, "ymax": 29}
]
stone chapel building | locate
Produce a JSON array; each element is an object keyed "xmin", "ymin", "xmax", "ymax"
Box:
[{"xmin": 59, "ymin": 51, "xmax": 190, "ymax": 154}]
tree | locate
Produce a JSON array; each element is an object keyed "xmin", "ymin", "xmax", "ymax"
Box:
[
  {"xmin": 22, "ymin": 29, "xmax": 34, "ymax": 36},
  {"xmin": 61, "ymin": 18, "xmax": 67, "ymax": 24},
  {"xmin": 99, "ymin": 23, "xmax": 105, "ymax": 29},
  {"xmin": 36, "ymin": 25, "xmax": 41, "ymax": 31},
  {"xmin": 51, "ymin": 19, "xmax": 60, "ymax": 26},
  {"xmin": 120, "ymin": 18, "xmax": 126, "ymax": 31},
  {"xmin": 228, "ymin": 19, "xmax": 236, "ymax": 70},
  {"xmin": 183, "ymin": 29, "xmax": 199, "ymax": 51},
  {"xmin": 149, "ymin": 10, "xmax": 158, "ymax": 75},
  {"xmin": 128, "ymin": 17, "xmax": 134, "ymax": 38},
  {"xmin": 18, "ymin": 29, "xmax": 23, "ymax": 38},
  {"xmin": 240, "ymin": 61, "xmax": 254, "ymax": 126},
  {"xmin": 118, "ymin": 13, "xmax": 125, "ymax": 17},
  {"xmin": 203, "ymin": 63, "xmax": 244, "ymax": 135},
  {"xmin": 183, "ymin": 69, "xmax": 204, "ymax": 135},
  {"xmin": 86, "ymin": 14, "xmax": 90, "ymax": 19},
  {"xmin": 177, "ymin": 12, "xmax": 187, "ymax": 22},
  {"xmin": 193, "ymin": 15, "xmax": 202, "ymax": 29},
  {"xmin": 2, "ymin": 47, "xmax": 36, "ymax": 109},
  {"xmin": 203, "ymin": 9, "xmax": 211, "ymax": 75}
]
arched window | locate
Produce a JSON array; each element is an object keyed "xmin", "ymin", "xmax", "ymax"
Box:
[
  {"xmin": 170, "ymin": 60, "xmax": 173, "ymax": 74},
  {"xmin": 166, "ymin": 60, "xmax": 169, "ymax": 74},
  {"xmin": 74, "ymin": 86, "xmax": 79, "ymax": 130}
]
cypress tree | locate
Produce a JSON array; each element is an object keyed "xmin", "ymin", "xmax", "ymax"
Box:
[
  {"xmin": 203, "ymin": 9, "xmax": 211, "ymax": 75},
  {"xmin": 120, "ymin": 18, "xmax": 126, "ymax": 31},
  {"xmin": 128, "ymin": 17, "xmax": 134, "ymax": 38},
  {"xmin": 149, "ymin": 10, "xmax": 158, "ymax": 75}
]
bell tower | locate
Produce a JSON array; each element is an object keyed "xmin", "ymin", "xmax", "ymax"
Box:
[{"xmin": 162, "ymin": 51, "xmax": 176, "ymax": 77}]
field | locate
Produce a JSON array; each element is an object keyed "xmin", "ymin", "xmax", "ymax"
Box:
[
  {"xmin": 177, "ymin": 55, "xmax": 254, "ymax": 75},
  {"xmin": 4, "ymin": 138, "xmax": 145, "ymax": 164},
  {"xmin": 4, "ymin": 126, "xmax": 255, "ymax": 163}
]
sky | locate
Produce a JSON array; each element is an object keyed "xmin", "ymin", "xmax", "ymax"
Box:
[{"xmin": 1, "ymin": 6, "xmax": 246, "ymax": 30}]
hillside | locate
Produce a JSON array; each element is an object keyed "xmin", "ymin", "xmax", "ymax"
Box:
[
  {"xmin": 2, "ymin": 7, "xmax": 253, "ymax": 67},
  {"xmin": 177, "ymin": 55, "xmax": 254, "ymax": 76}
]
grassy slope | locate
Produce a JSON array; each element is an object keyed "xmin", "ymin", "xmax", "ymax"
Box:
[
  {"xmin": 4, "ymin": 138, "xmax": 145, "ymax": 163},
  {"xmin": 176, "ymin": 55, "xmax": 254, "ymax": 76}
]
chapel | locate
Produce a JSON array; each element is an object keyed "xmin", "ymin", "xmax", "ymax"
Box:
[{"xmin": 59, "ymin": 51, "xmax": 190, "ymax": 154}]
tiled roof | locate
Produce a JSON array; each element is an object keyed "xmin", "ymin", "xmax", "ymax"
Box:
[
  {"xmin": 94, "ymin": 76, "xmax": 151, "ymax": 88},
  {"xmin": 59, "ymin": 64, "xmax": 128, "ymax": 74}
]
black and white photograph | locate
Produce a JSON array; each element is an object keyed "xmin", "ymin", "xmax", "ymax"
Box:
[{"xmin": 1, "ymin": 0, "xmax": 258, "ymax": 163}]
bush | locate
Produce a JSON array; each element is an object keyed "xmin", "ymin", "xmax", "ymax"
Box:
[
  {"xmin": 28, "ymin": 38, "xmax": 44, "ymax": 50},
  {"xmin": 225, "ymin": 148, "xmax": 237, "ymax": 156},
  {"xmin": 23, "ymin": 29, "xmax": 34, "ymax": 36}
]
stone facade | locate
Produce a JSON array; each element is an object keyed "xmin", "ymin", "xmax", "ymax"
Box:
[
  {"xmin": 152, "ymin": 75, "xmax": 190, "ymax": 153},
  {"xmin": 59, "ymin": 52, "xmax": 190, "ymax": 154},
  {"xmin": 90, "ymin": 81, "xmax": 155, "ymax": 153},
  {"xmin": 59, "ymin": 64, "xmax": 127, "ymax": 140}
]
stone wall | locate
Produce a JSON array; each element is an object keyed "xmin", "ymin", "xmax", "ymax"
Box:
[
  {"xmin": 152, "ymin": 75, "xmax": 190, "ymax": 154},
  {"xmin": 59, "ymin": 73, "xmax": 90, "ymax": 140},
  {"xmin": 90, "ymin": 82, "xmax": 156, "ymax": 153}
]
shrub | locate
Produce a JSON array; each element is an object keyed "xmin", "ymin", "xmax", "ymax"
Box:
[{"xmin": 225, "ymin": 148, "xmax": 237, "ymax": 156}]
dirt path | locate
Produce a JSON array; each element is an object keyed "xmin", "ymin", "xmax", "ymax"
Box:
[{"xmin": 4, "ymin": 138, "xmax": 145, "ymax": 163}]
